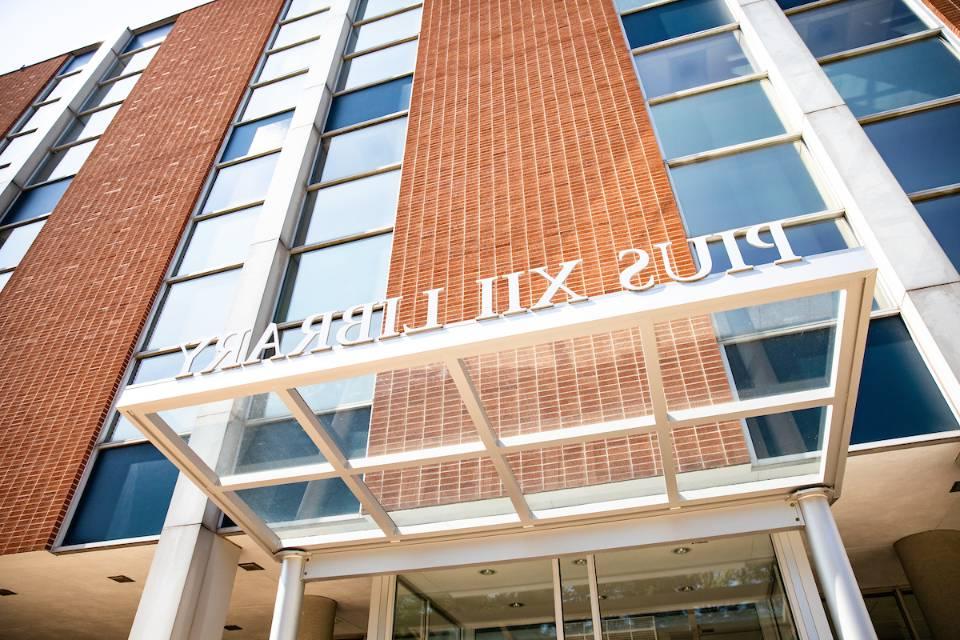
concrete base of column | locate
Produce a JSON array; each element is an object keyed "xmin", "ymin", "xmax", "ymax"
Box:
[
  {"xmin": 129, "ymin": 524, "xmax": 240, "ymax": 640},
  {"xmin": 894, "ymin": 529, "xmax": 960, "ymax": 640},
  {"xmin": 300, "ymin": 596, "xmax": 337, "ymax": 640}
]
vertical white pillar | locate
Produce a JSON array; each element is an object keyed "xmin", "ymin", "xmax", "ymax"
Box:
[
  {"xmin": 269, "ymin": 550, "xmax": 307, "ymax": 640},
  {"xmin": 795, "ymin": 489, "xmax": 877, "ymax": 639}
]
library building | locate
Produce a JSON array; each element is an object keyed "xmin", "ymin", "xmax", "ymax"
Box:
[{"xmin": 0, "ymin": 0, "xmax": 958, "ymax": 638}]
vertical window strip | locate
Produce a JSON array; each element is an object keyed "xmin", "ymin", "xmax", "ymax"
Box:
[
  {"xmin": 107, "ymin": 0, "xmax": 328, "ymax": 447},
  {"xmin": 0, "ymin": 26, "xmax": 173, "ymax": 293},
  {"xmin": 614, "ymin": 0, "xmax": 848, "ymax": 259}
]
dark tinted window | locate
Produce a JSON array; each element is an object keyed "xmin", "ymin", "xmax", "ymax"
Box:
[
  {"xmin": 325, "ymin": 76, "xmax": 413, "ymax": 131},
  {"xmin": 622, "ymin": 0, "xmax": 733, "ymax": 49},
  {"xmin": 747, "ymin": 407, "xmax": 826, "ymax": 458},
  {"xmin": 865, "ymin": 104, "xmax": 960, "ymax": 194},
  {"xmin": 64, "ymin": 444, "xmax": 178, "ymax": 545},
  {"xmin": 789, "ymin": 0, "xmax": 926, "ymax": 58},
  {"xmin": 851, "ymin": 317, "xmax": 959, "ymax": 443},
  {"xmin": 2, "ymin": 178, "xmax": 72, "ymax": 225},
  {"xmin": 915, "ymin": 194, "xmax": 960, "ymax": 271}
]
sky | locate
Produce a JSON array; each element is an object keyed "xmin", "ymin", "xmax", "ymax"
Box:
[{"xmin": 0, "ymin": 0, "xmax": 210, "ymax": 74}]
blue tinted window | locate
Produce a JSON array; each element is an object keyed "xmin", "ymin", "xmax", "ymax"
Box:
[
  {"xmin": 747, "ymin": 407, "xmax": 826, "ymax": 458},
  {"xmin": 865, "ymin": 104, "xmax": 960, "ymax": 194},
  {"xmin": 126, "ymin": 23, "xmax": 173, "ymax": 52},
  {"xmin": 915, "ymin": 194, "xmax": 960, "ymax": 271},
  {"xmin": 724, "ymin": 328, "xmax": 833, "ymax": 399},
  {"xmin": 851, "ymin": 317, "xmax": 958, "ymax": 444},
  {"xmin": 222, "ymin": 111, "xmax": 292, "ymax": 162},
  {"xmin": 63, "ymin": 444, "xmax": 178, "ymax": 545},
  {"xmin": 671, "ymin": 143, "xmax": 827, "ymax": 236},
  {"xmin": 622, "ymin": 0, "xmax": 734, "ymax": 49},
  {"xmin": 60, "ymin": 51, "xmax": 95, "ymax": 75},
  {"xmin": 776, "ymin": 0, "xmax": 819, "ymax": 9},
  {"xmin": 237, "ymin": 478, "xmax": 359, "ymax": 523},
  {"xmin": 707, "ymin": 219, "xmax": 848, "ymax": 273},
  {"xmin": 325, "ymin": 76, "xmax": 413, "ymax": 132},
  {"xmin": 789, "ymin": 0, "xmax": 926, "ymax": 58},
  {"xmin": 651, "ymin": 81, "xmax": 784, "ymax": 158},
  {"xmin": 635, "ymin": 31, "xmax": 753, "ymax": 98},
  {"xmin": 1, "ymin": 178, "xmax": 72, "ymax": 225},
  {"xmin": 824, "ymin": 39, "xmax": 960, "ymax": 117}
]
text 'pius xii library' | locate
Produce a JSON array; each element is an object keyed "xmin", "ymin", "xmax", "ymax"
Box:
[{"xmin": 1, "ymin": 0, "xmax": 959, "ymax": 637}]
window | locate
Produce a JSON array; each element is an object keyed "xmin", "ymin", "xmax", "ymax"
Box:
[
  {"xmin": 276, "ymin": 232, "xmax": 393, "ymax": 321},
  {"xmin": 105, "ymin": 46, "xmax": 159, "ymax": 80},
  {"xmin": 348, "ymin": 7, "xmax": 422, "ymax": 53},
  {"xmin": 242, "ymin": 72, "xmax": 310, "ymax": 121},
  {"xmin": 299, "ymin": 170, "xmax": 401, "ymax": 244},
  {"xmin": 316, "ymin": 117, "xmax": 408, "ymax": 182},
  {"xmin": 634, "ymin": 31, "xmax": 753, "ymax": 98},
  {"xmin": 273, "ymin": 10, "xmax": 328, "ymax": 48},
  {"xmin": 82, "ymin": 74, "xmax": 139, "ymax": 110},
  {"xmin": 326, "ymin": 75, "xmax": 413, "ymax": 130},
  {"xmin": 59, "ymin": 50, "xmax": 95, "ymax": 75},
  {"xmin": 1, "ymin": 178, "xmax": 72, "ymax": 225},
  {"xmin": 29, "ymin": 138, "xmax": 97, "ymax": 184},
  {"xmin": 358, "ymin": 0, "xmax": 420, "ymax": 21},
  {"xmin": 201, "ymin": 153, "xmax": 279, "ymax": 214},
  {"xmin": 176, "ymin": 207, "xmax": 261, "ymax": 276},
  {"xmin": 670, "ymin": 143, "xmax": 827, "ymax": 236},
  {"xmin": 126, "ymin": 23, "xmax": 174, "ymax": 52},
  {"xmin": 146, "ymin": 268, "xmax": 242, "ymax": 349},
  {"xmin": 286, "ymin": 0, "xmax": 327, "ymax": 19},
  {"xmin": 914, "ymin": 195, "xmax": 960, "ymax": 271},
  {"xmin": 851, "ymin": 316, "xmax": 959, "ymax": 443},
  {"xmin": 0, "ymin": 221, "xmax": 45, "ymax": 270},
  {"xmin": 650, "ymin": 80, "xmax": 784, "ymax": 158},
  {"xmin": 62, "ymin": 444, "xmax": 179, "ymax": 545},
  {"xmin": 259, "ymin": 39, "xmax": 321, "ymax": 82},
  {"xmin": 58, "ymin": 104, "xmax": 122, "ymax": 145},
  {"xmin": 788, "ymin": 0, "xmax": 927, "ymax": 59},
  {"xmin": 824, "ymin": 38, "xmax": 960, "ymax": 117},
  {"xmin": 864, "ymin": 104, "xmax": 960, "ymax": 195},
  {"xmin": 621, "ymin": 0, "xmax": 734, "ymax": 49},
  {"xmin": 339, "ymin": 39, "xmax": 418, "ymax": 90},
  {"xmin": 12, "ymin": 100, "xmax": 59, "ymax": 135},
  {"xmin": 222, "ymin": 111, "xmax": 293, "ymax": 161}
]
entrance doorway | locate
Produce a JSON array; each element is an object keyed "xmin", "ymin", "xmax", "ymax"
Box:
[{"xmin": 392, "ymin": 533, "xmax": 798, "ymax": 640}]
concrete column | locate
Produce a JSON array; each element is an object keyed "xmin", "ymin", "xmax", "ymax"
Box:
[
  {"xmin": 796, "ymin": 489, "xmax": 877, "ymax": 640},
  {"xmin": 300, "ymin": 596, "xmax": 337, "ymax": 640},
  {"xmin": 128, "ymin": 523, "xmax": 241, "ymax": 639},
  {"xmin": 894, "ymin": 529, "xmax": 960, "ymax": 640},
  {"xmin": 270, "ymin": 551, "xmax": 307, "ymax": 640}
]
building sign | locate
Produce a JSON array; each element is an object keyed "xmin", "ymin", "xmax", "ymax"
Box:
[{"xmin": 176, "ymin": 221, "xmax": 804, "ymax": 378}]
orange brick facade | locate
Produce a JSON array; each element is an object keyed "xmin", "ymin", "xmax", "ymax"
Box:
[
  {"xmin": 0, "ymin": 0, "xmax": 284, "ymax": 555},
  {"xmin": 0, "ymin": 55, "xmax": 67, "ymax": 137},
  {"xmin": 364, "ymin": 0, "xmax": 750, "ymax": 511},
  {"xmin": 922, "ymin": 0, "xmax": 960, "ymax": 35}
]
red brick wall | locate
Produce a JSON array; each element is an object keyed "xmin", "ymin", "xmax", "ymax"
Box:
[
  {"xmin": 922, "ymin": 0, "xmax": 960, "ymax": 36},
  {"xmin": 364, "ymin": 0, "xmax": 749, "ymax": 512},
  {"xmin": 0, "ymin": 0, "xmax": 284, "ymax": 555},
  {"xmin": 0, "ymin": 56, "xmax": 67, "ymax": 137}
]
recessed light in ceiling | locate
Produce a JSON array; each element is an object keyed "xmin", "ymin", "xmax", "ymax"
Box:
[
  {"xmin": 478, "ymin": 568, "xmax": 497, "ymax": 576},
  {"xmin": 509, "ymin": 602, "xmax": 525, "ymax": 608},
  {"xmin": 107, "ymin": 575, "xmax": 135, "ymax": 583},
  {"xmin": 572, "ymin": 558, "xmax": 588, "ymax": 566},
  {"xmin": 0, "ymin": 589, "xmax": 16, "ymax": 596},
  {"xmin": 675, "ymin": 585, "xmax": 696, "ymax": 593},
  {"xmin": 238, "ymin": 562, "xmax": 264, "ymax": 571},
  {"xmin": 224, "ymin": 624, "xmax": 243, "ymax": 631},
  {"xmin": 672, "ymin": 546, "xmax": 691, "ymax": 555}
]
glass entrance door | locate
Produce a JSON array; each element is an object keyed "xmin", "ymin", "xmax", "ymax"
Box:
[{"xmin": 392, "ymin": 533, "xmax": 799, "ymax": 640}]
